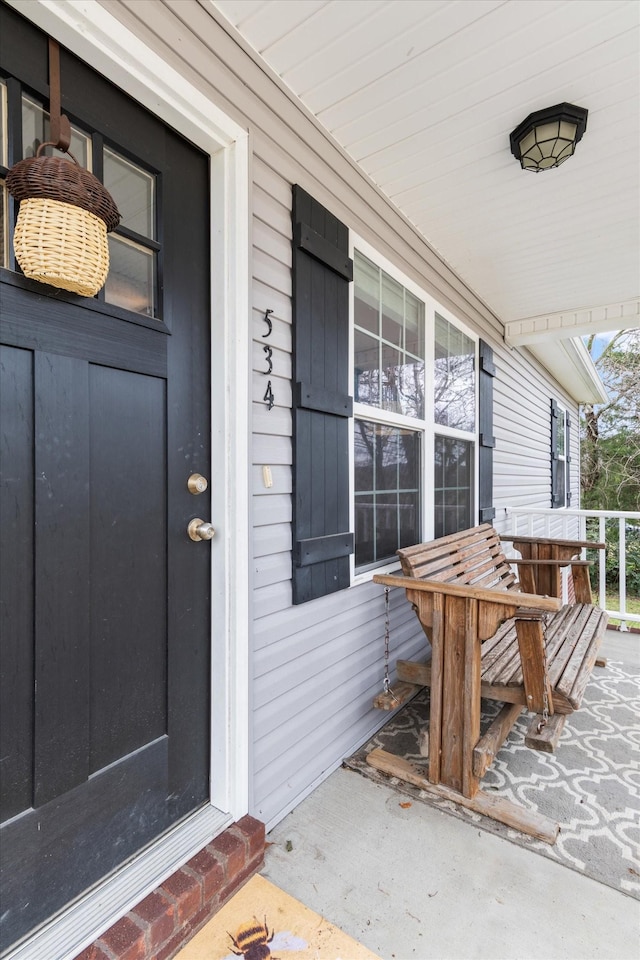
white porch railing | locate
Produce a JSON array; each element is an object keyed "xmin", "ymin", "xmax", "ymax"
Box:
[{"xmin": 506, "ymin": 507, "xmax": 640, "ymax": 631}]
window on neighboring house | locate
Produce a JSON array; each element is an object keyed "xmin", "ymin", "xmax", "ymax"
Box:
[
  {"xmin": 551, "ymin": 399, "xmax": 572, "ymax": 508},
  {"xmin": 352, "ymin": 246, "xmax": 477, "ymax": 571}
]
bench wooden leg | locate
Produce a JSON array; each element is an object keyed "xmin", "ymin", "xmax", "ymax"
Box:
[
  {"xmin": 423, "ymin": 593, "xmax": 482, "ymax": 799},
  {"xmin": 366, "ymin": 748, "xmax": 559, "ymax": 844},
  {"xmin": 472, "ymin": 702, "xmax": 524, "ymax": 778}
]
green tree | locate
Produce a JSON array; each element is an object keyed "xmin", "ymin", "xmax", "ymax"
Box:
[
  {"xmin": 582, "ymin": 329, "xmax": 640, "ymax": 603},
  {"xmin": 581, "ymin": 329, "xmax": 640, "ymax": 512}
]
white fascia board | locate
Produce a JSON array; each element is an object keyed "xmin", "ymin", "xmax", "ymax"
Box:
[
  {"xmin": 527, "ymin": 337, "xmax": 608, "ymax": 404},
  {"xmin": 6, "ymin": 0, "xmax": 247, "ymax": 150},
  {"xmin": 505, "ymin": 298, "xmax": 640, "ymax": 346}
]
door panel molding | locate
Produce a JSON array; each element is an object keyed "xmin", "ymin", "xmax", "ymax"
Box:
[
  {"xmin": 3, "ymin": 737, "xmax": 170, "ymax": 947},
  {"xmin": 34, "ymin": 352, "xmax": 91, "ymax": 804}
]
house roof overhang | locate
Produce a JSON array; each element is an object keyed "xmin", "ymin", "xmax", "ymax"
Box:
[
  {"xmin": 210, "ymin": 0, "xmax": 639, "ymax": 396},
  {"xmin": 527, "ymin": 337, "xmax": 608, "ymax": 405},
  {"xmin": 504, "ymin": 298, "xmax": 640, "ymax": 347}
]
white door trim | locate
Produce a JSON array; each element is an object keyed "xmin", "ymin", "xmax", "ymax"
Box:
[{"xmin": 4, "ymin": 0, "xmax": 251, "ymax": 955}]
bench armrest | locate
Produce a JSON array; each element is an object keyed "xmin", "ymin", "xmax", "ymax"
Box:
[
  {"xmin": 501, "ymin": 534, "xmax": 606, "ymax": 551},
  {"xmin": 372, "ymin": 573, "xmax": 562, "ymax": 612},
  {"xmin": 509, "ymin": 558, "xmax": 593, "ymax": 567}
]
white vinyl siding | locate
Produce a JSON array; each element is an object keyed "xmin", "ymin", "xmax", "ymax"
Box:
[{"xmin": 100, "ymin": 0, "xmax": 582, "ymax": 829}]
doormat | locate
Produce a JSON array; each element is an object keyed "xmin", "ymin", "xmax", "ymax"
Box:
[
  {"xmin": 345, "ymin": 661, "xmax": 640, "ymax": 900},
  {"xmin": 175, "ymin": 873, "xmax": 381, "ymax": 960}
]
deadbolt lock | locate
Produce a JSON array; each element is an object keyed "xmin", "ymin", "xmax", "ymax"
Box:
[
  {"xmin": 187, "ymin": 473, "xmax": 208, "ymax": 495},
  {"xmin": 188, "ymin": 518, "xmax": 215, "ymax": 541}
]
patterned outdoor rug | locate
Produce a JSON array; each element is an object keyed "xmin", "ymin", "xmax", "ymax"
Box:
[{"xmin": 345, "ymin": 661, "xmax": 640, "ymax": 900}]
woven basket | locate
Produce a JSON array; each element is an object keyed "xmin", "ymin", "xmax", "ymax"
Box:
[
  {"xmin": 7, "ymin": 146, "xmax": 120, "ymax": 296},
  {"xmin": 13, "ymin": 197, "xmax": 110, "ymax": 297}
]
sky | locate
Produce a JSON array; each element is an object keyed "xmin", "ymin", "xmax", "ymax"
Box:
[{"xmin": 587, "ymin": 331, "xmax": 617, "ymax": 360}]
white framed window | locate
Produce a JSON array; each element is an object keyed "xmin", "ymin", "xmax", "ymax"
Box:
[
  {"xmin": 551, "ymin": 400, "xmax": 571, "ymax": 508},
  {"xmin": 350, "ymin": 238, "xmax": 478, "ymax": 578}
]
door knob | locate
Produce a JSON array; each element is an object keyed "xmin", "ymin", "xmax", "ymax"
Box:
[{"xmin": 188, "ymin": 518, "xmax": 215, "ymax": 541}]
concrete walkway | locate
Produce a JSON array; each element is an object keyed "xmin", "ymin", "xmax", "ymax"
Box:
[{"xmin": 261, "ymin": 632, "xmax": 640, "ymax": 960}]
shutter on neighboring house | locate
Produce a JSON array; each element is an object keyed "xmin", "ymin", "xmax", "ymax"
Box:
[
  {"xmin": 565, "ymin": 412, "xmax": 572, "ymax": 506},
  {"xmin": 478, "ymin": 339, "xmax": 496, "ymax": 523},
  {"xmin": 291, "ymin": 185, "xmax": 354, "ymax": 604},
  {"xmin": 551, "ymin": 398, "xmax": 561, "ymax": 507}
]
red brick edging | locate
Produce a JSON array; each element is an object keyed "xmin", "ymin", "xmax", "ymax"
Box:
[{"xmin": 74, "ymin": 815, "xmax": 265, "ymax": 960}]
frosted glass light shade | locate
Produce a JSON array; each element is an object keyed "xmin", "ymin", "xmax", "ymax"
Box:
[{"xmin": 509, "ymin": 103, "xmax": 588, "ymax": 173}]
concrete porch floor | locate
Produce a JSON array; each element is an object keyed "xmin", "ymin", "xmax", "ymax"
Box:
[{"xmin": 261, "ymin": 629, "xmax": 640, "ymax": 960}]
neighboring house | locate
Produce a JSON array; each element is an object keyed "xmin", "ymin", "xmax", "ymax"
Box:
[{"xmin": 0, "ymin": 2, "xmax": 632, "ymax": 959}]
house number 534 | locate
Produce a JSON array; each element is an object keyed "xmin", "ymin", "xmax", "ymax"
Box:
[{"xmin": 262, "ymin": 308, "xmax": 274, "ymax": 411}]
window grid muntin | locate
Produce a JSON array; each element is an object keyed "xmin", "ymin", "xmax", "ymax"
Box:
[
  {"xmin": 354, "ymin": 417, "xmax": 422, "ymax": 570},
  {"xmin": 354, "ymin": 249, "xmax": 425, "ymax": 419},
  {"xmin": 105, "ymin": 233, "xmax": 156, "ymax": 318},
  {"xmin": 434, "ymin": 435, "xmax": 474, "ymax": 539},
  {"xmin": 10, "ymin": 92, "xmax": 160, "ymax": 320},
  {"xmin": 102, "ymin": 145, "xmax": 159, "ymax": 318},
  {"xmin": 103, "ymin": 146, "xmax": 155, "ymax": 241},
  {"xmin": 352, "ymin": 239, "xmax": 478, "ymax": 577},
  {"xmin": 434, "ymin": 312, "xmax": 476, "ymax": 432},
  {"xmin": 21, "ymin": 94, "xmax": 91, "ymax": 166}
]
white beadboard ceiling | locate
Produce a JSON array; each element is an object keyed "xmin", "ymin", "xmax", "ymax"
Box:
[{"xmin": 209, "ymin": 0, "xmax": 640, "ymax": 341}]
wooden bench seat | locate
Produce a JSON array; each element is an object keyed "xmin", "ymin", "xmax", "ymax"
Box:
[
  {"xmin": 396, "ymin": 601, "xmax": 607, "ymax": 715},
  {"xmin": 370, "ymin": 523, "xmax": 608, "ymax": 843}
]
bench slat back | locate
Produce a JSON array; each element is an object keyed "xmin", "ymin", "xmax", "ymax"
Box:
[{"xmin": 397, "ymin": 523, "xmax": 518, "ymax": 592}]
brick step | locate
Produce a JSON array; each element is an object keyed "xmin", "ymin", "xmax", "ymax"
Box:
[{"xmin": 74, "ymin": 815, "xmax": 265, "ymax": 960}]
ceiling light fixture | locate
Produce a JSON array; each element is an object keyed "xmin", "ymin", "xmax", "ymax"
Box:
[{"xmin": 509, "ymin": 102, "xmax": 588, "ymax": 172}]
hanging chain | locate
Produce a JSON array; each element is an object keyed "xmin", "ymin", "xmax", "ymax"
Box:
[
  {"xmin": 536, "ymin": 613, "xmax": 551, "ymax": 733},
  {"xmin": 383, "ymin": 587, "xmax": 391, "ymax": 693},
  {"xmin": 382, "ymin": 588, "xmax": 399, "ymax": 705}
]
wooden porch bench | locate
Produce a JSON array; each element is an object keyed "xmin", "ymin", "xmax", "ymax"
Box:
[{"xmin": 370, "ymin": 523, "xmax": 608, "ymax": 843}]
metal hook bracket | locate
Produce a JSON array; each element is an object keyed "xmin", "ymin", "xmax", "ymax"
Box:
[{"xmin": 48, "ymin": 38, "xmax": 71, "ymax": 153}]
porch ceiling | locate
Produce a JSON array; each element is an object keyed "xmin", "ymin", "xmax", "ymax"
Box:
[{"xmin": 208, "ymin": 0, "xmax": 639, "ymax": 344}]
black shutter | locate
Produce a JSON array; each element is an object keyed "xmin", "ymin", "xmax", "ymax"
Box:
[
  {"xmin": 565, "ymin": 412, "xmax": 572, "ymax": 506},
  {"xmin": 291, "ymin": 185, "xmax": 354, "ymax": 604},
  {"xmin": 478, "ymin": 339, "xmax": 496, "ymax": 523},
  {"xmin": 551, "ymin": 398, "xmax": 561, "ymax": 508}
]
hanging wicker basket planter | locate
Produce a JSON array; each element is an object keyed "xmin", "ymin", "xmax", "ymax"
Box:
[{"xmin": 7, "ymin": 145, "xmax": 120, "ymax": 297}]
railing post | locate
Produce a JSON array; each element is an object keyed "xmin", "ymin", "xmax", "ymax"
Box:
[
  {"xmin": 598, "ymin": 516, "xmax": 607, "ymax": 611},
  {"xmin": 579, "ymin": 514, "xmax": 587, "ymax": 559},
  {"xmin": 507, "ymin": 506, "xmax": 639, "ymax": 629},
  {"xmin": 619, "ymin": 517, "xmax": 628, "ymax": 631}
]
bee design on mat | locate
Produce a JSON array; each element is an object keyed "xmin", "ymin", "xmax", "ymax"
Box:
[{"xmin": 225, "ymin": 916, "xmax": 307, "ymax": 960}]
